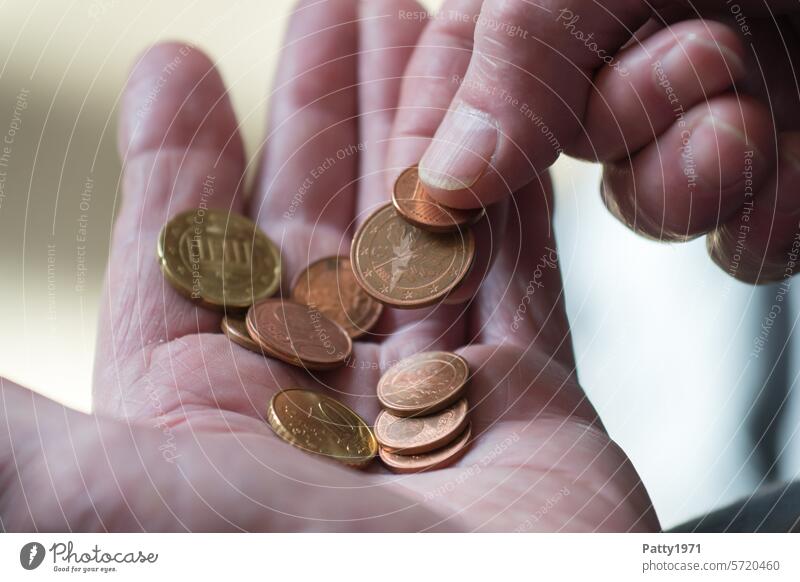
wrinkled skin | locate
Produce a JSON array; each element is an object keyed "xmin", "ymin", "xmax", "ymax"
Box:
[{"xmin": 0, "ymin": 0, "xmax": 657, "ymax": 532}]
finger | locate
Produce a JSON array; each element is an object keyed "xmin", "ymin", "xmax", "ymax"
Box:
[
  {"xmin": 404, "ymin": 0, "xmax": 658, "ymax": 209},
  {"xmin": 708, "ymin": 132, "xmax": 800, "ymax": 284},
  {"xmin": 251, "ymin": 0, "xmax": 359, "ymax": 285},
  {"xmin": 471, "ymin": 173, "xmax": 573, "ymax": 367},
  {"xmin": 95, "ymin": 43, "xmax": 246, "ymax": 399},
  {"xmin": 385, "ymin": 0, "xmax": 481, "ymax": 199},
  {"xmin": 0, "ymin": 380, "xmax": 444, "ymax": 531},
  {"xmin": 355, "ymin": 0, "xmax": 427, "ymax": 218},
  {"xmin": 569, "ymin": 19, "xmax": 747, "ymax": 162},
  {"xmin": 602, "ymin": 94, "xmax": 775, "ymax": 241}
]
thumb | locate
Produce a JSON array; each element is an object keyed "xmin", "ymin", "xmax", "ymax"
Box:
[{"xmin": 390, "ymin": 0, "xmax": 657, "ymax": 208}]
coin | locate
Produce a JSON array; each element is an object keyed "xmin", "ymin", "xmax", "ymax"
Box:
[
  {"xmin": 221, "ymin": 316, "xmax": 261, "ymax": 353},
  {"xmin": 246, "ymin": 299, "xmax": 352, "ymax": 370},
  {"xmin": 158, "ymin": 209, "xmax": 281, "ymax": 310},
  {"xmin": 374, "ymin": 398, "xmax": 469, "ymax": 455},
  {"xmin": 379, "ymin": 422, "xmax": 472, "ymax": 473},
  {"xmin": 392, "ymin": 166, "xmax": 484, "ymax": 232},
  {"xmin": 378, "ymin": 351, "xmax": 469, "ymax": 417},
  {"xmin": 351, "ymin": 204, "xmax": 475, "ymax": 309},
  {"xmin": 268, "ymin": 389, "xmax": 377, "ymax": 468},
  {"xmin": 291, "ymin": 256, "xmax": 383, "ymax": 339}
]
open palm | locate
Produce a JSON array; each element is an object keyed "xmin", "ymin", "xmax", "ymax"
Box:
[{"xmin": 0, "ymin": 0, "xmax": 657, "ymax": 532}]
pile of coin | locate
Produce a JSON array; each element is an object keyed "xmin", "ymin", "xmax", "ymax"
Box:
[
  {"xmin": 374, "ymin": 351, "xmax": 473, "ymax": 473},
  {"xmin": 158, "ymin": 167, "xmax": 482, "ymax": 473}
]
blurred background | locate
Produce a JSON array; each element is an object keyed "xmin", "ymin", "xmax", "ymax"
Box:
[{"xmin": 0, "ymin": 0, "xmax": 797, "ymax": 529}]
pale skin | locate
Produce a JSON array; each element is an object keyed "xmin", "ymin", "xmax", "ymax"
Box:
[
  {"xmin": 0, "ymin": 0, "xmax": 657, "ymax": 532},
  {"xmin": 392, "ymin": 0, "xmax": 800, "ymax": 284}
]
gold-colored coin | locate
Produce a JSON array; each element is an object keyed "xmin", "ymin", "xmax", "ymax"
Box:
[
  {"xmin": 350, "ymin": 204, "xmax": 475, "ymax": 309},
  {"xmin": 267, "ymin": 389, "xmax": 377, "ymax": 468},
  {"xmin": 291, "ymin": 256, "xmax": 383, "ymax": 339},
  {"xmin": 158, "ymin": 209, "xmax": 280, "ymax": 311}
]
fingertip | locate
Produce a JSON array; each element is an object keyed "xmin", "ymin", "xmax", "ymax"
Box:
[{"xmin": 119, "ymin": 41, "xmax": 242, "ymax": 162}]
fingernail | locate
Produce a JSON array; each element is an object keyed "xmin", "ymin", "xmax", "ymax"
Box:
[
  {"xmin": 419, "ymin": 102, "xmax": 498, "ymax": 191},
  {"xmin": 659, "ymin": 34, "xmax": 745, "ymax": 99},
  {"xmin": 689, "ymin": 115, "xmax": 753, "ymax": 190}
]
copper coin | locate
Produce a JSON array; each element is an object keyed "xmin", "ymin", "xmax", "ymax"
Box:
[
  {"xmin": 378, "ymin": 351, "xmax": 469, "ymax": 417},
  {"xmin": 380, "ymin": 422, "xmax": 472, "ymax": 473},
  {"xmin": 221, "ymin": 316, "xmax": 261, "ymax": 353},
  {"xmin": 291, "ymin": 256, "xmax": 383, "ymax": 339},
  {"xmin": 374, "ymin": 398, "xmax": 469, "ymax": 455},
  {"xmin": 158, "ymin": 209, "xmax": 281, "ymax": 311},
  {"xmin": 246, "ymin": 299, "xmax": 352, "ymax": 370},
  {"xmin": 351, "ymin": 204, "xmax": 475, "ymax": 309},
  {"xmin": 392, "ymin": 166, "xmax": 484, "ymax": 233},
  {"xmin": 268, "ymin": 389, "xmax": 377, "ymax": 469}
]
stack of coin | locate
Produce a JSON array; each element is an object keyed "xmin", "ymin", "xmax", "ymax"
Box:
[
  {"xmin": 374, "ymin": 351, "xmax": 473, "ymax": 473},
  {"xmin": 350, "ymin": 166, "xmax": 482, "ymax": 309},
  {"xmin": 267, "ymin": 389, "xmax": 377, "ymax": 468},
  {"xmin": 158, "ymin": 208, "xmax": 281, "ymax": 311}
]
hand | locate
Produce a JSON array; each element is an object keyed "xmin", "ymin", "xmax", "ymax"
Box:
[
  {"xmin": 389, "ymin": 0, "xmax": 799, "ymax": 283},
  {"xmin": 0, "ymin": 0, "xmax": 657, "ymax": 532}
]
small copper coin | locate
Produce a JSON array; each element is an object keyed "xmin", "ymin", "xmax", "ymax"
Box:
[
  {"xmin": 374, "ymin": 398, "xmax": 469, "ymax": 455},
  {"xmin": 380, "ymin": 422, "xmax": 472, "ymax": 473},
  {"xmin": 351, "ymin": 204, "xmax": 475, "ymax": 309},
  {"xmin": 158, "ymin": 209, "xmax": 281, "ymax": 311},
  {"xmin": 246, "ymin": 299, "xmax": 352, "ymax": 370},
  {"xmin": 268, "ymin": 389, "xmax": 377, "ymax": 468},
  {"xmin": 378, "ymin": 351, "xmax": 469, "ymax": 417},
  {"xmin": 393, "ymin": 166, "xmax": 484, "ymax": 232},
  {"xmin": 221, "ymin": 316, "xmax": 261, "ymax": 353},
  {"xmin": 291, "ymin": 256, "xmax": 383, "ymax": 339}
]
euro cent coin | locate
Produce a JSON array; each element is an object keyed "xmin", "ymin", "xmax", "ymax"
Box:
[
  {"xmin": 377, "ymin": 351, "xmax": 469, "ymax": 417},
  {"xmin": 158, "ymin": 209, "xmax": 281, "ymax": 310},
  {"xmin": 221, "ymin": 316, "xmax": 261, "ymax": 353},
  {"xmin": 351, "ymin": 204, "xmax": 475, "ymax": 309},
  {"xmin": 380, "ymin": 422, "xmax": 472, "ymax": 473},
  {"xmin": 268, "ymin": 389, "xmax": 377, "ymax": 468},
  {"xmin": 291, "ymin": 255, "xmax": 383, "ymax": 339},
  {"xmin": 374, "ymin": 398, "xmax": 469, "ymax": 455},
  {"xmin": 246, "ymin": 299, "xmax": 352, "ymax": 370},
  {"xmin": 392, "ymin": 166, "xmax": 484, "ymax": 232}
]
